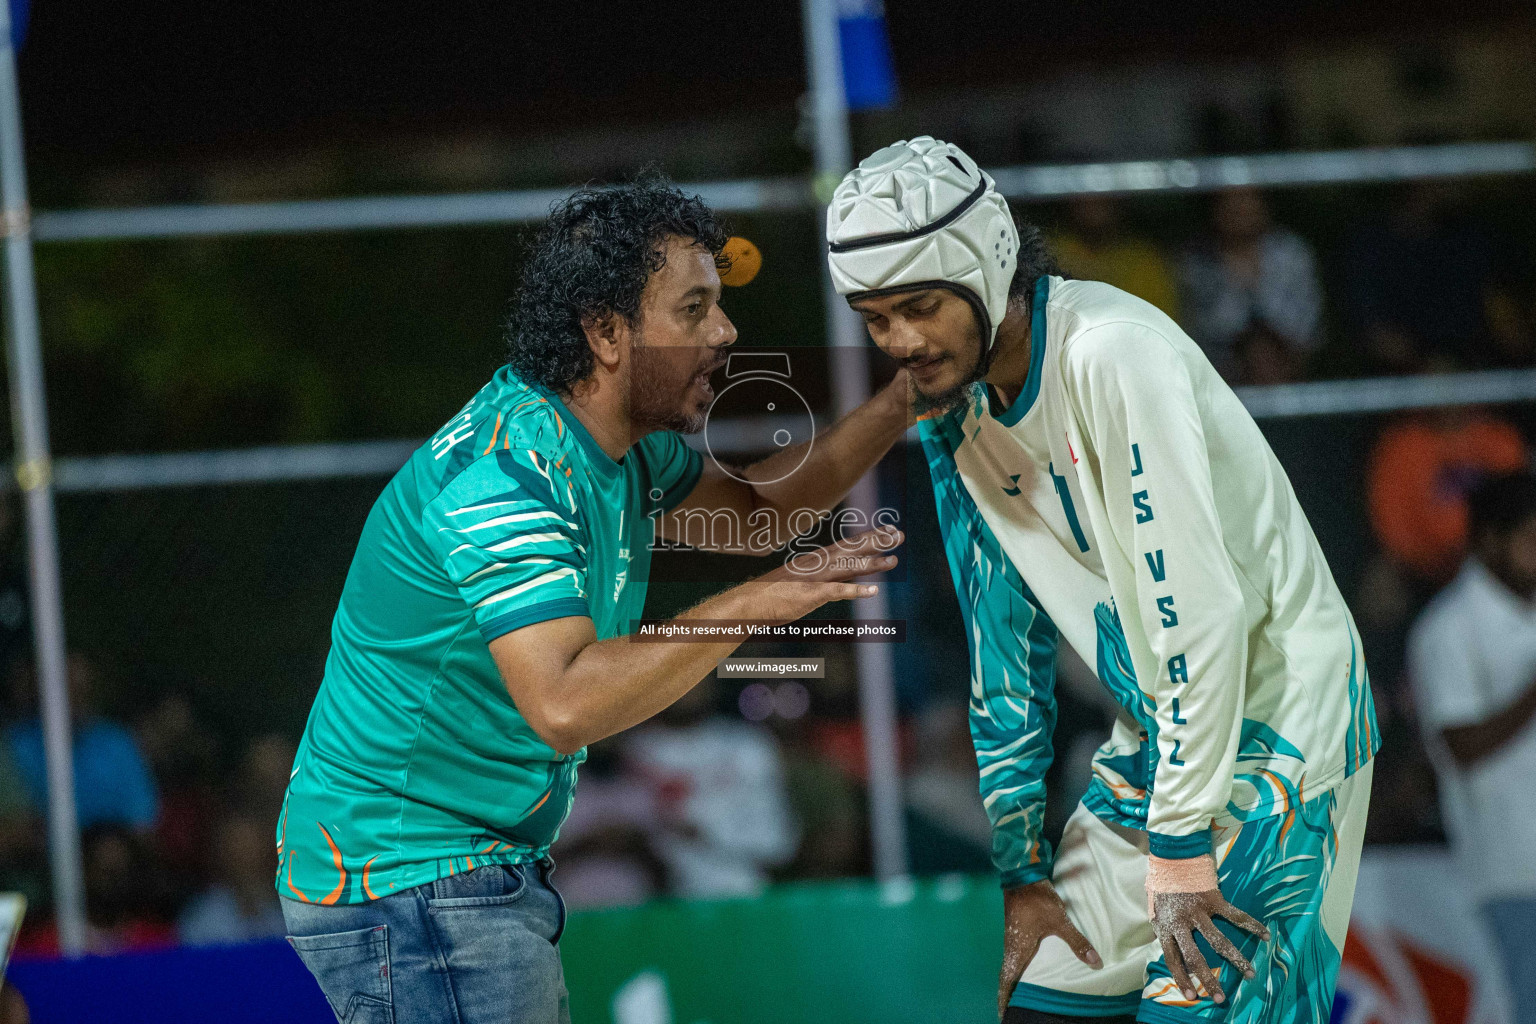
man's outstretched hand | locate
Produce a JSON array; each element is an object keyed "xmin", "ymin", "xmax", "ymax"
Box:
[
  {"xmin": 998, "ymin": 881, "xmax": 1102, "ymax": 1020},
  {"xmin": 1149, "ymin": 888, "xmax": 1271, "ymax": 1004}
]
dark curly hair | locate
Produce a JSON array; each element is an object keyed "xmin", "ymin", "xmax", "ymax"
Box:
[
  {"xmin": 505, "ymin": 171, "xmax": 730, "ymax": 394},
  {"xmin": 1006, "ymin": 219, "xmax": 1065, "ymax": 309}
]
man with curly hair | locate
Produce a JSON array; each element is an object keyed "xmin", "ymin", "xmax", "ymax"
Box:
[{"xmin": 277, "ymin": 173, "xmax": 908, "ymax": 1023}]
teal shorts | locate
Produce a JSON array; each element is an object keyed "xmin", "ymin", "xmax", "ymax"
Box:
[{"xmin": 1011, "ymin": 760, "xmax": 1372, "ymax": 1024}]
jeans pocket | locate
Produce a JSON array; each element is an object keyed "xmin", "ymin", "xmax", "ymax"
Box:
[
  {"xmin": 542, "ymin": 860, "xmax": 568, "ymax": 945},
  {"xmin": 287, "ymin": 925, "xmax": 393, "ymax": 1024},
  {"xmin": 426, "ymin": 863, "xmax": 530, "ymax": 910}
]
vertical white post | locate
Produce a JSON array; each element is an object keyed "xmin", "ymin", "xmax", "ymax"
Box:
[
  {"xmin": 801, "ymin": 0, "xmax": 908, "ymax": 881},
  {"xmin": 0, "ymin": 2, "xmax": 87, "ymax": 954}
]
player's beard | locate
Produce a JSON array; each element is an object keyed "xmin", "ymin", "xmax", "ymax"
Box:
[
  {"xmin": 629, "ymin": 340, "xmax": 722, "ymax": 435},
  {"xmin": 909, "ymin": 321, "xmax": 992, "ymax": 417}
]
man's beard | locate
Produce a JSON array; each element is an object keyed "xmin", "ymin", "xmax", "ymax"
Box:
[
  {"xmin": 909, "ymin": 334, "xmax": 992, "ymax": 417},
  {"xmin": 629, "ymin": 343, "xmax": 715, "ymax": 434}
]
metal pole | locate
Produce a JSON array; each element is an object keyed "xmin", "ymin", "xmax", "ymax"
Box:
[
  {"xmin": 21, "ymin": 141, "xmax": 1535, "ymax": 244},
  {"xmin": 801, "ymin": 0, "xmax": 908, "ymax": 881},
  {"xmin": 0, "ymin": 3, "xmax": 86, "ymax": 954}
]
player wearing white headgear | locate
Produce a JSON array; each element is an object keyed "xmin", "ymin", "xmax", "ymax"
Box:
[
  {"xmin": 827, "ymin": 137, "xmax": 1022, "ymax": 412},
  {"xmin": 828, "ymin": 138, "xmax": 1377, "ymax": 1024}
]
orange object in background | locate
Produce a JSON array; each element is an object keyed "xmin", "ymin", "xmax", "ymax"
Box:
[
  {"xmin": 1367, "ymin": 411, "xmax": 1528, "ymax": 581},
  {"xmin": 809, "ymin": 718, "xmax": 915, "ymax": 782},
  {"xmin": 719, "ymin": 237, "xmax": 762, "ymax": 287},
  {"xmin": 1336, "ymin": 927, "xmax": 1473, "ymax": 1024}
]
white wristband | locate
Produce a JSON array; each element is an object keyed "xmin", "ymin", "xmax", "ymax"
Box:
[{"xmin": 1145, "ymin": 853, "xmax": 1218, "ymax": 919}]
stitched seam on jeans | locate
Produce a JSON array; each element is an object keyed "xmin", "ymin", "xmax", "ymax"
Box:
[
  {"xmin": 425, "ymin": 864, "xmax": 528, "ymax": 909},
  {"xmin": 425, "ymin": 890, "xmax": 529, "ymax": 910},
  {"xmin": 414, "ymin": 887, "xmax": 464, "ymax": 1023}
]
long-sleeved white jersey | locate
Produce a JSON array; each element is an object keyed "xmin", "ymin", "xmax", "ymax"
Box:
[{"xmin": 918, "ymin": 275, "xmax": 1378, "ymax": 885}]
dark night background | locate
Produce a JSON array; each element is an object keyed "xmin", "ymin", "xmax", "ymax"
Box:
[
  {"xmin": 16, "ymin": 0, "xmax": 1534, "ymax": 179},
  {"xmin": 5, "ymin": 0, "xmax": 1533, "ymax": 749},
  {"xmin": 0, "ymin": 0, "xmax": 1532, "ymax": 893}
]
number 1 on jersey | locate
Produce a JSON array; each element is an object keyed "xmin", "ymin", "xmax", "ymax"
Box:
[{"xmin": 1048, "ymin": 462, "xmax": 1090, "ymax": 553}]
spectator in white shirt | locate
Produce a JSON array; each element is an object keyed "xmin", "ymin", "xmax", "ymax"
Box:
[
  {"xmin": 622, "ymin": 676, "xmax": 799, "ymax": 898},
  {"xmin": 1408, "ymin": 470, "xmax": 1536, "ymax": 1024},
  {"xmin": 178, "ymin": 811, "xmax": 287, "ymax": 946},
  {"xmin": 1178, "ymin": 187, "xmax": 1323, "ymax": 384}
]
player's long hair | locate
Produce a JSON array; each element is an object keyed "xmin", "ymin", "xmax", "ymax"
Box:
[
  {"xmin": 1004, "ymin": 220, "xmax": 1065, "ymax": 316},
  {"xmin": 505, "ymin": 169, "xmax": 730, "ymax": 394}
]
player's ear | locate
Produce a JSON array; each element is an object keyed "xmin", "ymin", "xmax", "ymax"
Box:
[{"xmin": 581, "ymin": 312, "xmax": 628, "ymax": 371}]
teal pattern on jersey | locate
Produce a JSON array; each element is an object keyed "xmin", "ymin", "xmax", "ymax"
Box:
[
  {"xmin": 1227, "ymin": 720, "xmax": 1308, "ymax": 821},
  {"xmin": 1081, "ymin": 739, "xmax": 1153, "ymax": 830},
  {"xmin": 1081, "ymin": 600, "xmax": 1159, "ymax": 829},
  {"xmin": 1342, "ymin": 629, "xmax": 1380, "ymax": 776},
  {"xmin": 1140, "ymin": 772, "xmax": 1346, "ymax": 1024},
  {"xmin": 1094, "ymin": 601, "xmax": 1155, "ymax": 726},
  {"xmin": 921, "ymin": 412, "xmax": 1060, "ymax": 888}
]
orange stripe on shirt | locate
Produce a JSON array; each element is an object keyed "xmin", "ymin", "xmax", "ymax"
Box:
[
  {"xmin": 1257, "ymin": 769, "xmax": 1292, "ymax": 815},
  {"xmin": 285, "ymin": 856, "xmax": 314, "ymax": 904},
  {"xmin": 361, "ymin": 856, "xmax": 380, "ymax": 901},
  {"xmin": 1146, "ymin": 980, "xmax": 1200, "ymax": 1007},
  {"xmin": 483, "ymin": 413, "xmax": 503, "ymax": 455},
  {"xmin": 1361, "ymin": 710, "xmax": 1374, "ymax": 771}
]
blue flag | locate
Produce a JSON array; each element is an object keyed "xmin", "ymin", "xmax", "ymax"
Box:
[
  {"xmin": 838, "ymin": 0, "xmax": 897, "ymax": 111},
  {"xmin": 8, "ymin": 0, "xmax": 28, "ymax": 49}
]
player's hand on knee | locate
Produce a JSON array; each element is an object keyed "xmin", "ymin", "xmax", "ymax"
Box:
[
  {"xmin": 1150, "ymin": 888, "xmax": 1271, "ymax": 1005},
  {"xmin": 997, "ymin": 881, "xmax": 1102, "ymax": 1021}
]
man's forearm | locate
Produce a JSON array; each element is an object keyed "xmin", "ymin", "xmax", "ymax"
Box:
[
  {"xmin": 536, "ymin": 586, "xmax": 763, "ymax": 754},
  {"xmin": 1443, "ymin": 676, "xmax": 1536, "ymax": 767},
  {"xmin": 505, "ymin": 533, "xmax": 895, "ymax": 756},
  {"xmin": 744, "ymin": 373, "xmax": 907, "ymax": 520}
]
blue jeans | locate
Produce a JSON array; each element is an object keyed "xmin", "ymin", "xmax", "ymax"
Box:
[
  {"xmin": 281, "ymin": 859, "xmax": 570, "ymax": 1024},
  {"xmin": 1486, "ymin": 897, "xmax": 1536, "ymax": 1024}
]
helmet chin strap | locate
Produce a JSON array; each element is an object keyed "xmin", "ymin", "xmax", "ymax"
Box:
[
  {"xmin": 951, "ymin": 284, "xmax": 997, "ymax": 362},
  {"xmin": 977, "ymin": 328, "xmax": 999, "ymax": 375}
]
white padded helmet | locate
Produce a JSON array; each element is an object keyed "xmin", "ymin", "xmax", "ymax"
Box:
[{"xmin": 826, "ymin": 136, "xmax": 1018, "ymax": 350}]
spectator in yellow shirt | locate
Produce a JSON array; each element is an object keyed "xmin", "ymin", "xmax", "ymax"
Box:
[{"xmin": 1051, "ymin": 194, "xmax": 1180, "ymax": 319}]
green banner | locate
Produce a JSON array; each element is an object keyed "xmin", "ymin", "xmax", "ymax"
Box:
[{"xmin": 562, "ymin": 875, "xmax": 1001, "ymax": 1023}]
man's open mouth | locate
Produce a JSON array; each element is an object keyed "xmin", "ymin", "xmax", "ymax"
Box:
[{"xmin": 692, "ymin": 362, "xmax": 722, "ymax": 398}]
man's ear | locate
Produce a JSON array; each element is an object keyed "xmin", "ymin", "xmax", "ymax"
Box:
[{"xmin": 581, "ymin": 313, "xmax": 629, "ymax": 371}]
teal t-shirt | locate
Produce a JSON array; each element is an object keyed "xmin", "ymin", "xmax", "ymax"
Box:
[{"xmin": 277, "ymin": 366, "xmax": 702, "ymax": 904}]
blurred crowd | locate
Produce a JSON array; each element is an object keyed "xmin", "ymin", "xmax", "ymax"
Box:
[
  {"xmin": 0, "ymin": 653, "xmax": 296, "ymax": 956},
  {"xmin": 1049, "ymin": 180, "xmax": 1534, "ymax": 386},
  {"xmin": 0, "ymin": 180, "xmax": 1532, "ymax": 965}
]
